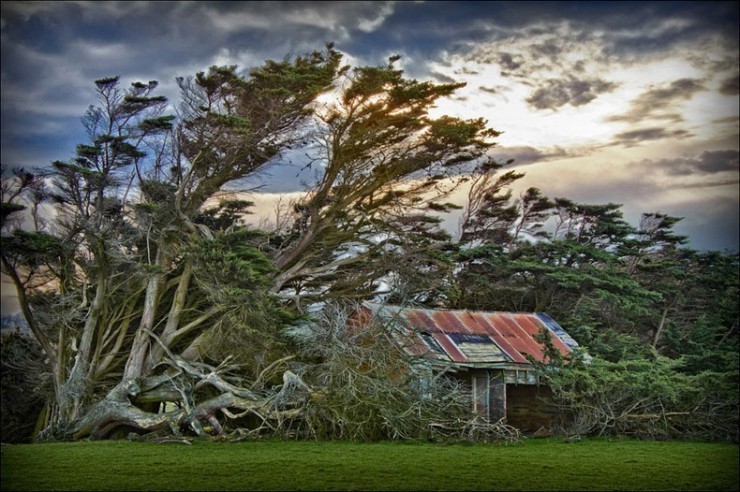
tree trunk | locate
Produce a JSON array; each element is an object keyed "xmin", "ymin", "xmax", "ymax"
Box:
[
  {"xmin": 147, "ymin": 260, "xmax": 193, "ymax": 371},
  {"xmin": 124, "ymin": 248, "xmax": 165, "ymax": 380},
  {"xmin": 651, "ymin": 306, "xmax": 669, "ymax": 349},
  {"xmin": 67, "ymin": 378, "xmax": 184, "ymax": 439},
  {"xmin": 62, "ymin": 272, "xmax": 107, "ymax": 424}
]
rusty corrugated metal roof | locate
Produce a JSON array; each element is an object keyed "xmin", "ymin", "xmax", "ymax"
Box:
[{"xmin": 365, "ymin": 303, "xmax": 579, "ymax": 367}]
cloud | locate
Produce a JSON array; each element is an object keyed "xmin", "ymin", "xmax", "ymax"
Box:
[
  {"xmin": 459, "ymin": 22, "xmax": 626, "ymax": 111},
  {"xmin": 1, "ymin": 1, "xmax": 737, "ymax": 253},
  {"xmin": 606, "ymin": 78, "xmax": 706, "ymax": 123},
  {"xmin": 497, "ymin": 52, "xmax": 524, "ymax": 71},
  {"xmin": 0, "ymin": 1, "xmax": 402, "ymax": 169},
  {"xmin": 644, "ymin": 150, "xmax": 739, "ymax": 176},
  {"xmin": 532, "ymin": 39, "xmax": 563, "ymax": 57},
  {"xmin": 718, "ymin": 74, "xmax": 739, "ymax": 95},
  {"xmin": 356, "ymin": 1, "xmax": 396, "ymax": 32},
  {"xmin": 492, "ymin": 145, "xmax": 574, "ymax": 166},
  {"xmin": 611, "ymin": 127, "xmax": 693, "ymax": 147},
  {"xmin": 692, "ymin": 150, "xmax": 740, "ymax": 174},
  {"xmin": 526, "ymin": 77, "xmax": 618, "ymax": 110},
  {"xmin": 192, "ymin": 1, "xmax": 397, "ymax": 38},
  {"xmin": 712, "ymin": 115, "xmax": 740, "ymax": 125},
  {"xmin": 429, "ymin": 71, "xmax": 457, "ymax": 84},
  {"xmin": 479, "ymin": 84, "xmax": 511, "ymax": 96}
]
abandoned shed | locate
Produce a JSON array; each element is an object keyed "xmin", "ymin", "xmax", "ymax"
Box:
[{"xmin": 361, "ymin": 303, "xmax": 582, "ymax": 431}]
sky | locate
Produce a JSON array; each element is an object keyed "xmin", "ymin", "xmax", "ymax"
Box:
[{"xmin": 1, "ymin": 0, "xmax": 738, "ymax": 260}]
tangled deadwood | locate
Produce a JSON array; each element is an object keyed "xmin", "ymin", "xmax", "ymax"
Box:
[
  {"xmin": 283, "ymin": 303, "xmax": 522, "ymax": 443},
  {"xmin": 65, "ymin": 304, "xmax": 522, "ymax": 444},
  {"xmin": 65, "ymin": 330, "xmax": 316, "ymax": 440}
]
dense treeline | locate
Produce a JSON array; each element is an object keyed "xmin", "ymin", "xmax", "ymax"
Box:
[
  {"xmin": 1, "ymin": 45, "xmax": 737, "ymax": 443},
  {"xmin": 382, "ymin": 155, "xmax": 739, "ymax": 439},
  {"xmin": 393, "ymin": 160, "xmax": 739, "ymax": 441}
]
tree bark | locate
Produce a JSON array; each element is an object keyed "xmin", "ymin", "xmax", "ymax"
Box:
[
  {"xmin": 124, "ymin": 248, "xmax": 165, "ymax": 380},
  {"xmin": 147, "ymin": 260, "xmax": 193, "ymax": 371},
  {"xmin": 651, "ymin": 306, "xmax": 670, "ymax": 349},
  {"xmin": 67, "ymin": 378, "xmax": 184, "ymax": 439},
  {"xmin": 63, "ymin": 270, "xmax": 107, "ymax": 423}
]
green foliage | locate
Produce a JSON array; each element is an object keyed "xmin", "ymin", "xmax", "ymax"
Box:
[
  {"xmin": 177, "ymin": 45, "xmax": 342, "ymax": 214},
  {"xmin": 453, "ymin": 184, "xmax": 738, "ymax": 441},
  {"xmin": 183, "ymin": 230, "xmax": 277, "ymax": 310},
  {"xmin": 139, "ymin": 115, "xmax": 176, "ymax": 132},
  {"xmin": 196, "ymin": 291, "xmax": 297, "ymax": 378},
  {"xmin": 0, "ymin": 202, "xmax": 26, "ymax": 225},
  {"xmin": 180, "ymin": 228, "xmax": 297, "ymax": 374},
  {"xmin": 2, "ymin": 230, "xmax": 63, "ymax": 268},
  {"xmin": 269, "ymin": 54, "xmax": 501, "ymax": 305},
  {"xmin": 194, "ymin": 198, "xmax": 255, "ymax": 231},
  {"xmin": 538, "ymin": 355, "xmax": 739, "ymax": 442},
  {"xmin": 139, "ymin": 179, "xmax": 177, "ymax": 204},
  {"xmin": 1, "ymin": 331, "xmax": 50, "ymax": 443}
]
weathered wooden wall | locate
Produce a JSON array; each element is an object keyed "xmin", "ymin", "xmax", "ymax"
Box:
[{"xmin": 505, "ymin": 385, "xmax": 556, "ymax": 432}]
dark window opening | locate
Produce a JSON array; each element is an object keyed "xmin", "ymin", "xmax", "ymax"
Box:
[
  {"xmin": 448, "ymin": 333, "xmax": 493, "ymax": 344},
  {"xmin": 419, "ymin": 332, "xmax": 446, "ymax": 354}
]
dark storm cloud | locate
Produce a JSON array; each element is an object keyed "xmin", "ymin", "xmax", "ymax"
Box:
[
  {"xmin": 612, "ymin": 128, "xmax": 693, "ymax": 147},
  {"xmin": 493, "ymin": 146, "xmax": 573, "ymax": 166},
  {"xmin": 693, "ymin": 150, "xmax": 740, "ymax": 174},
  {"xmin": 429, "ymin": 71, "xmax": 457, "ymax": 84},
  {"xmin": 457, "ymin": 67, "xmax": 480, "ymax": 75},
  {"xmin": 719, "ymin": 74, "xmax": 740, "ymax": 95},
  {"xmin": 712, "ymin": 115, "xmax": 740, "ymax": 125},
  {"xmin": 532, "ymin": 40, "xmax": 562, "ymax": 58},
  {"xmin": 497, "ymin": 52, "xmax": 524, "ymax": 71},
  {"xmin": 0, "ymin": 1, "xmax": 399, "ymax": 167},
  {"xmin": 0, "ymin": 1, "xmax": 400, "ymax": 79},
  {"xmin": 606, "ymin": 78, "xmax": 706, "ymax": 123},
  {"xmin": 646, "ymin": 150, "xmax": 740, "ymax": 176},
  {"xmin": 526, "ymin": 77, "xmax": 618, "ymax": 110}
]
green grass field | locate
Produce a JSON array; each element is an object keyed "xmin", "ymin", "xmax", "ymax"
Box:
[{"xmin": 1, "ymin": 438, "xmax": 738, "ymax": 491}]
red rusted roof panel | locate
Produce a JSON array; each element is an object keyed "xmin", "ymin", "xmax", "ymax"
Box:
[
  {"xmin": 459, "ymin": 311, "xmax": 489, "ymax": 334},
  {"xmin": 432, "ymin": 310, "xmax": 470, "ymax": 333},
  {"xmin": 497, "ymin": 314, "xmax": 546, "ymax": 361},
  {"xmin": 404, "ymin": 333, "xmax": 435, "ymax": 357},
  {"xmin": 405, "ymin": 310, "xmax": 439, "ymax": 332},
  {"xmin": 363, "ymin": 303, "xmax": 577, "ymax": 367},
  {"xmin": 512, "ymin": 314, "xmax": 571, "ymax": 358},
  {"xmin": 432, "ymin": 333, "xmax": 467, "ymax": 363},
  {"xmin": 477, "ymin": 313, "xmax": 529, "ymax": 363}
]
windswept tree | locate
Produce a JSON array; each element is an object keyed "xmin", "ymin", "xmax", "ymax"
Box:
[
  {"xmin": 2, "ymin": 75, "xmax": 175, "ymax": 430},
  {"xmin": 1, "ymin": 47, "xmax": 342, "ymax": 437},
  {"xmin": 1, "ymin": 46, "xmax": 504, "ymax": 440},
  {"xmin": 266, "ymin": 56, "xmax": 501, "ymax": 306}
]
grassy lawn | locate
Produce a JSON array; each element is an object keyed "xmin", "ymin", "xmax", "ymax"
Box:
[{"xmin": 1, "ymin": 438, "xmax": 738, "ymax": 491}]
